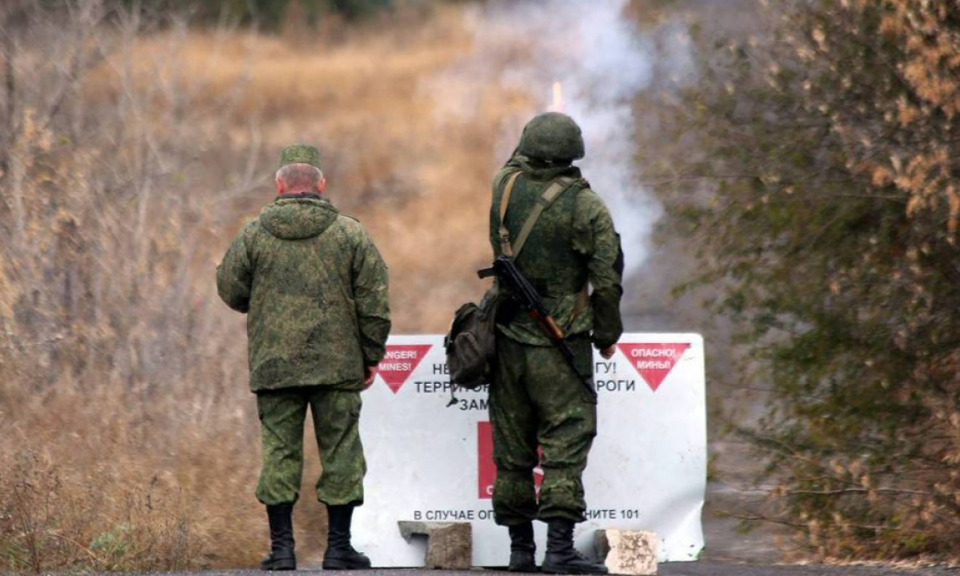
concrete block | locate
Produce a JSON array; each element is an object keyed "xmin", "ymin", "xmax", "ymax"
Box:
[
  {"xmin": 398, "ymin": 521, "xmax": 472, "ymax": 569},
  {"xmin": 595, "ymin": 529, "xmax": 658, "ymax": 575}
]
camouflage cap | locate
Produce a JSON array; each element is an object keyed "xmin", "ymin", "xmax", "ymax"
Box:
[
  {"xmin": 517, "ymin": 112, "xmax": 585, "ymax": 162},
  {"xmin": 279, "ymin": 144, "xmax": 322, "ymax": 169}
]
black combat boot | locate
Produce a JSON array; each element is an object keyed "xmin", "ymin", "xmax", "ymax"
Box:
[
  {"xmin": 508, "ymin": 522, "xmax": 538, "ymax": 572},
  {"xmin": 261, "ymin": 504, "xmax": 296, "ymax": 571},
  {"xmin": 541, "ymin": 519, "xmax": 607, "ymax": 575},
  {"xmin": 323, "ymin": 504, "xmax": 372, "ymax": 570}
]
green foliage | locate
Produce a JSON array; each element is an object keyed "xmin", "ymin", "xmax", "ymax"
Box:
[
  {"xmin": 650, "ymin": 0, "xmax": 960, "ymax": 560},
  {"xmin": 89, "ymin": 525, "xmax": 133, "ymax": 564},
  {"xmin": 0, "ymin": 451, "xmax": 196, "ymax": 573}
]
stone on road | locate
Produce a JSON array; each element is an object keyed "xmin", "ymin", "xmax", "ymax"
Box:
[
  {"xmin": 596, "ymin": 529, "xmax": 658, "ymax": 575},
  {"xmin": 398, "ymin": 521, "xmax": 472, "ymax": 569}
]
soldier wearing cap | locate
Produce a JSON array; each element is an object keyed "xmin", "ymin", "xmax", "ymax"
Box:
[
  {"xmin": 488, "ymin": 113, "xmax": 624, "ymax": 574},
  {"xmin": 217, "ymin": 144, "xmax": 391, "ymax": 571}
]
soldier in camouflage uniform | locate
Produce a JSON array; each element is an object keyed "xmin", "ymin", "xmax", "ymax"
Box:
[
  {"xmin": 217, "ymin": 144, "xmax": 391, "ymax": 571},
  {"xmin": 488, "ymin": 113, "xmax": 624, "ymax": 574}
]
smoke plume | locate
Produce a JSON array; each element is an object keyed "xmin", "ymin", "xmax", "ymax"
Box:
[{"xmin": 427, "ymin": 0, "xmax": 692, "ymax": 276}]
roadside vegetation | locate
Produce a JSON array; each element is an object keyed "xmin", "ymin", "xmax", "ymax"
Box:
[
  {"xmin": 647, "ymin": 0, "xmax": 960, "ymax": 562},
  {"xmin": 0, "ymin": 0, "xmax": 505, "ymax": 571}
]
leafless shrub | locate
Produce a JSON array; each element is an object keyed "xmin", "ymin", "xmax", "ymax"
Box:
[
  {"xmin": 0, "ymin": 449, "xmax": 197, "ymax": 572},
  {"xmin": 0, "ymin": 0, "xmax": 593, "ymax": 571}
]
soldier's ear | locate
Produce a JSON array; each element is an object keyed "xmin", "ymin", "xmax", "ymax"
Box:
[
  {"xmin": 317, "ymin": 177, "xmax": 327, "ymax": 194},
  {"xmin": 275, "ymin": 177, "xmax": 283, "ymax": 195}
]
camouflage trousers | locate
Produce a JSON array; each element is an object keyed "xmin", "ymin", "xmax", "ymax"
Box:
[
  {"xmin": 255, "ymin": 386, "xmax": 366, "ymax": 506},
  {"xmin": 489, "ymin": 334, "xmax": 597, "ymax": 526}
]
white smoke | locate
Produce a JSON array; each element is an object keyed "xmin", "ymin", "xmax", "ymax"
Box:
[{"xmin": 427, "ymin": 0, "xmax": 693, "ymax": 277}]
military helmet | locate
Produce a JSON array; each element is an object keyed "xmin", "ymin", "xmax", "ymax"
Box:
[{"xmin": 517, "ymin": 112, "xmax": 585, "ymax": 162}]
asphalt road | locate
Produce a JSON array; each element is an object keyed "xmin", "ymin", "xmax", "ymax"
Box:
[{"xmin": 129, "ymin": 565, "xmax": 957, "ymax": 576}]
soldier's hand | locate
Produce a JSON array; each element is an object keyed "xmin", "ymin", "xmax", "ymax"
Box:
[
  {"xmin": 363, "ymin": 365, "xmax": 378, "ymax": 389},
  {"xmin": 600, "ymin": 345, "xmax": 617, "ymax": 360}
]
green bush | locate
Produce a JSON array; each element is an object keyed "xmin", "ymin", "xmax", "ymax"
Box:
[{"xmin": 649, "ymin": 0, "xmax": 960, "ymax": 560}]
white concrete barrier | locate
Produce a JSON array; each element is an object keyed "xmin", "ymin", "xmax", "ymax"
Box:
[{"xmin": 354, "ymin": 333, "xmax": 706, "ymax": 567}]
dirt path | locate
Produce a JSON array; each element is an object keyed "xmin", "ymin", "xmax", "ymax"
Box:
[
  {"xmin": 661, "ymin": 563, "xmax": 956, "ymax": 576},
  {"xmin": 129, "ymin": 566, "xmax": 955, "ymax": 576}
]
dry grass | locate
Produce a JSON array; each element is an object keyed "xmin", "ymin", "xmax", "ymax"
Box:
[
  {"xmin": 80, "ymin": 4, "xmax": 536, "ymax": 331},
  {"xmin": 0, "ymin": 2, "xmax": 550, "ymax": 572}
]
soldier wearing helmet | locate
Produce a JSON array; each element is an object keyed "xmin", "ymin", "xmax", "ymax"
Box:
[{"xmin": 487, "ymin": 113, "xmax": 624, "ymax": 574}]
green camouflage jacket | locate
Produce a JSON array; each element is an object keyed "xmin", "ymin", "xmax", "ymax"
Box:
[
  {"xmin": 489, "ymin": 156, "xmax": 624, "ymax": 349},
  {"xmin": 217, "ymin": 195, "xmax": 391, "ymax": 392}
]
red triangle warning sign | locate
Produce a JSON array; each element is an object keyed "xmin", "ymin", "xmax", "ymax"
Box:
[
  {"xmin": 378, "ymin": 344, "xmax": 432, "ymax": 394},
  {"xmin": 617, "ymin": 343, "xmax": 691, "ymax": 392}
]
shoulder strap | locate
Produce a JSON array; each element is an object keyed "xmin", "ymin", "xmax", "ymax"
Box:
[
  {"xmin": 498, "ymin": 171, "xmax": 523, "ymax": 258},
  {"xmin": 498, "ymin": 173, "xmax": 577, "ymax": 260},
  {"xmin": 511, "ymin": 176, "xmax": 576, "ymax": 258},
  {"xmin": 569, "ymin": 285, "xmax": 589, "ymax": 325}
]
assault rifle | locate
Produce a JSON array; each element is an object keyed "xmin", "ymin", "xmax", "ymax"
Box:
[{"xmin": 478, "ymin": 256, "xmax": 597, "ymax": 401}]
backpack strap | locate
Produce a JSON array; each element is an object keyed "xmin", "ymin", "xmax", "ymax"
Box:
[
  {"xmin": 498, "ymin": 173, "xmax": 577, "ymax": 260},
  {"xmin": 511, "ymin": 176, "xmax": 576, "ymax": 258},
  {"xmin": 568, "ymin": 285, "xmax": 589, "ymax": 325},
  {"xmin": 498, "ymin": 171, "xmax": 523, "ymax": 258}
]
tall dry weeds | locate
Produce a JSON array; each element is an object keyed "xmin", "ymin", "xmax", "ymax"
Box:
[{"xmin": 0, "ymin": 0, "xmax": 555, "ymax": 571}]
